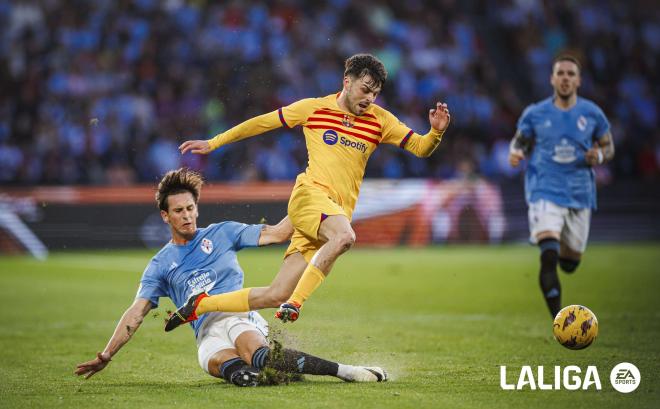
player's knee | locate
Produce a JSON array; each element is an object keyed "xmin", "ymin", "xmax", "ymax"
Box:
[
  {"xmin": 335, "ymin": 229, "xmax": 356, "ymax": 252},
  {"xmin": 559, "ymin": 257, "xmax": 580, "ymax": 273},
  {"xmin": 207, "ymin": 356, "xmax": 224, "ymax": 378},
  {"xmin": 239, "ymin": 350, "xmax": 254, "ymax": 366}
]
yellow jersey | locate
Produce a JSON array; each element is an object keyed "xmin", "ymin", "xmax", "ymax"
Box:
[{"xmin": 208, "ymin": 93, "xmax": 444, "ymax": 216}]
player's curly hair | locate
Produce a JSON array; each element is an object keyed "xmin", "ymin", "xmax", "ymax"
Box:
[
  {"xmin": 156, "ymin": 167, "xmax": 204, "ymax": 211},
  {"xmin": 344, "ymin": 54, "xmax": 387, "ymax": 89}
]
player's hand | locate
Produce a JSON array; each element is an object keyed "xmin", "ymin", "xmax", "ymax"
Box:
[
  {"xmin": 75, "ymin": 352, "xmax": 112, "ymax": 379},
  {"xmin": 509, "ymin": 149, "xmax": 525, "ymax": 167},
  {"xmin": 429, "ymin": 102, "xmax": 451, "ymax": 132},
  {"xmin": 179, "ymin": 140, "xmax": 212, "ymax": 155},
  {"xmin": 585, "ymin": 145, "xmax": 603, "ymax": 166}
]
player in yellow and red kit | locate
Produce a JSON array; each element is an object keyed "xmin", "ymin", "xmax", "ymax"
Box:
[{"xmin": 165, "ymin": 54, "xmax": 450, "ymax": 331}]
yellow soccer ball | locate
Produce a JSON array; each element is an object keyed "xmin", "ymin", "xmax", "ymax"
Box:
[{"xmin": 552, "ymin": 305, "xmax": 599, "ymax": 350}]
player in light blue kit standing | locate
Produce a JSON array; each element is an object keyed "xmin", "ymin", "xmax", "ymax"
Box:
[
  {"xmin": 75, "ymin": 168, "xmax": 387, "ymax": 385},
  {"xmin": 509, "ymin": 55, "xmax": 615, "ymax": 318}
]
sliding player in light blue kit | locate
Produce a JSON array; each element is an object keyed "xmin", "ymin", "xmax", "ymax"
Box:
[
  {"xmin": 509, "ymin": 55, "xmax": 615, "ymax": 318},
  {"xmin": 75, "ymin": 168, "xmax": 387, "ymax": 386}
]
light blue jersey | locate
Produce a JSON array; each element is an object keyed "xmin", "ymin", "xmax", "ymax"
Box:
[
  {"xmin": 136, "ymin": 222, "xmax": 263, "ymax": 336},
  {"xmin": 517, "ymin": 96, "xmax": 610, "ymax": 209}
]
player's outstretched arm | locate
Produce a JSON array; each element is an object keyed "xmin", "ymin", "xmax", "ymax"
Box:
[
  {"xmin": 258, "ymin": 216, "xmax": 294, "ymax": 246},
  {"xmin": 179, "ymin": 111, "xmax": 284, "ymax": 155},
  {"xmin": 402, "ymin": 102, "xmax": 451, "ymax": 158},
  {"xmin": 75, "ymin": 298, "xmax": 152, "ymax": 379},
  {"xmin": 585, "ymin": 131, "xmax": 615, "ymax": 166}
]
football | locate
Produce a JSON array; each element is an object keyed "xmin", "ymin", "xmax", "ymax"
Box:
[{"xmin": 552, "ymin": 305, "xmax": 599, "ymax": 350}]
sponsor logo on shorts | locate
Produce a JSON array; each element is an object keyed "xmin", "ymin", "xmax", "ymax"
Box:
[{"xmin": 323, "ymin": 130, "xmax": 338, "ymax": 145}]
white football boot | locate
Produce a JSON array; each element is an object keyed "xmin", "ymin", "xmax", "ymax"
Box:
[{"xmin": 337, "ymin": 365, "xmax": 388, "ymax": 382}]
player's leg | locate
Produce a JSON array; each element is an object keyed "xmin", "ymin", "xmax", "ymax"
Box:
[
  {"xmin": 225, "ymin": 313, "xmax": 347, "ymax": 380},
  {"xmin": 279, "ymin": 214, "xmax": 355, "ymax": 320},
  {"xmin": 529, "ymin": 200, "xmax": 564, "ymax": 318},
  {"xmin": 558, "ymin": 242, "xmax": 582, "ymax": 273},
  {"xmin": 310, "ymin": 214, "xmax": 356, "ymax": 272},
  {"xmin": 198, "ymin": 317, "xmax": 259, "ymax": 386},
  {"xmin": 164, "ymin": 253, "xmax": 307, "ymax": 332},
  {"xmin": 234, "ymin": 329, "xmax": 387, "ymax": 382},
  {"xmin": 275, "ymin": 180, "xmax": 351, "ymax": 322},
  {"xmin": 206, "ymin": 349, "xmax": 259, "ymax": 386},
  {"xmin": 196, "ymin": 251, "xmax": 307, "ymax": 311},
  {"xmin": 558, "ymin": 208, "xmax": 590, "ymax": 273},
  {"xmin": 246, "ymin": 252, "xmax": 307, "ymax": 309},
  {"xmin": 537, "ymin": 230, "xmax": 561, "ymax": 318}
]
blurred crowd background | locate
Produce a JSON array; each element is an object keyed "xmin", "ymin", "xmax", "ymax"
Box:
[{"xmin": 1, "ymin": 0, "xmax": 658, "ymax": 186}]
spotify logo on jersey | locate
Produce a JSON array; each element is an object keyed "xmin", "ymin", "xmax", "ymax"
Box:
[{"xmin": 323, "ymin": 130, "xmax": 338, "ymax": 145}]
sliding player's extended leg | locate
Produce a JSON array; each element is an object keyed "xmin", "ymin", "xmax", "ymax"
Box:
[{"xmin": 165, "ymin": 253, "xmax": 307, "ymax": 332}]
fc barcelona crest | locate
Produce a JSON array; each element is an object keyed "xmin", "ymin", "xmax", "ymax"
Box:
[
  {"xmin": 342, "ymin": 114, "xmax": 354, "ymax": 128},
  {"xmin": 201, "ymin": 238, "xmax": 213, "ymax": 254}
]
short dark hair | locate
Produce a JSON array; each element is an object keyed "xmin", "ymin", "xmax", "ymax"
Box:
[
  {"xmin": 553, "ymin": 54, "xmax": 582, "ymax": 71},
  {"xmin": 344, "ymin": 54, "xmax": 387, "ymax": 89},
  {"xmin": 156, "ymin": 167, "xmax": 204, "ymax": 211}
]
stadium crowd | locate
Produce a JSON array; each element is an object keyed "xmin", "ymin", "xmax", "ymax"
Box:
[{"xmin": 1, "ymin": 0, "xmax": 658, "ymax": 185}]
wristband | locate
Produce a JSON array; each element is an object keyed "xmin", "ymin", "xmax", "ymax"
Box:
[{"xmin": 597, "ymin": 149, "xmax": 603, "ymax": 164}]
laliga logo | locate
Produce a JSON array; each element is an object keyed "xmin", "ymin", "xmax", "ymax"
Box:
[
  {"xmin": 323, "ymin": 130, "xmax": 338, "ymax": 145},
  {"xmin": 500, "ymin": 362, "xmax": 641, "ymax": 392},
  {"xmin": 500, "ymin": 366, "xmax": 601, "ymax": 390}
]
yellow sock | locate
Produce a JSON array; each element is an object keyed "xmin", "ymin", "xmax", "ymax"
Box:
[
  {"xmin": 289, "ymin": 264, "xmax": 326, "ymax": 306},
  {"xmin": 197, "ymin": 288, "xmax": 251, "ymax": 314}
]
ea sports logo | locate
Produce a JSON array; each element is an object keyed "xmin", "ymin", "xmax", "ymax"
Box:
[
  {"xmin": 610, "ymin": 362, "xmax": 640, "ymax": 393},
  {"xmin": 323, "ymin": 130, "xmax": 338, "ymax": 145}
]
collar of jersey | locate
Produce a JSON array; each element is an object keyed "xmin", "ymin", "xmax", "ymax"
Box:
[
  {"xmin": 550, "ymin": 95, "xmax": 580, "ymax": 112},
  {"xmin": 168, "ymin": 229, "xmax": 200, "ymax": 248}
]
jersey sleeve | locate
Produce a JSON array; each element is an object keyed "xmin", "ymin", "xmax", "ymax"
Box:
[
  {"xmin": 593, "ymin": 106, "xmax": 611, "ymax": 140},
  {"xmin": 516, "ymin": 105, "xmax": 536, "ymax": 139},
  {"xmin": 220, "ymin": 222, "xmax": 264, "ymax": 251},
  {"xmin": 278, "ymin": 98, "xmax": 317, "ymax": 128},
  {"xmin": 380, "ymin": 109, "xmax": 414, "ymax": 147},
  {"xmin": 136, "ymin": 259, "xmax": 167, "ymax": 308},
  {"xmin": 380, "ymin": 109, "xmax": 444, "ymax": 158},
  {"xmin": 207, "ymin": 111, "xmax": 283, "ymax": 150}
]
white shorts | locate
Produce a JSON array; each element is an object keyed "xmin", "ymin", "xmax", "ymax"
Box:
[
  {"xmin": 528, "ymin": 199, "xmax": 591, "ymax": 253},
  {"xmin": 196, "ymin": 311, "xmax": 269, "ymax": 374}
]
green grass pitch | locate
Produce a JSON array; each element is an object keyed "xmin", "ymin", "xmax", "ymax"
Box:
[{"xmin": 1, "ymin": 244, "xmax": 659, "ymax": 408}]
